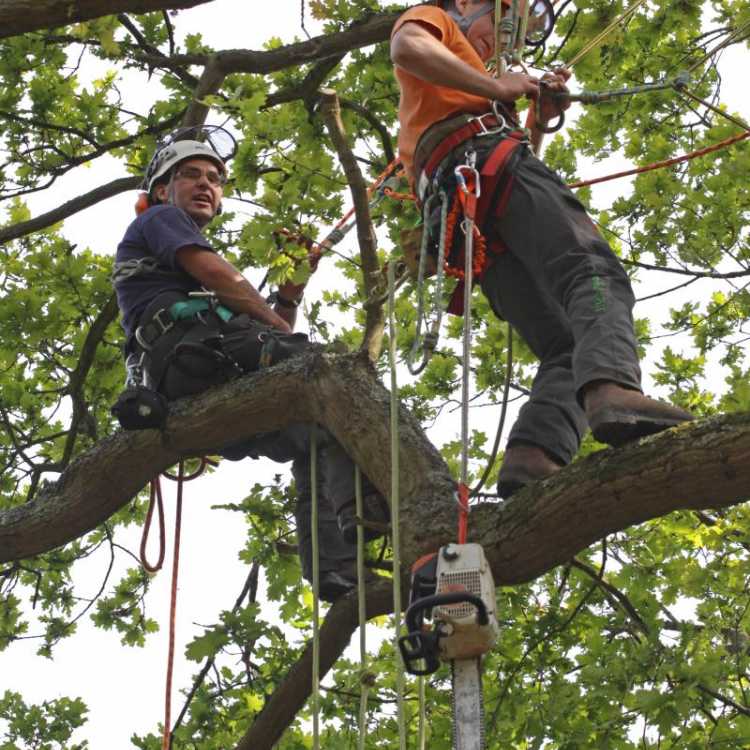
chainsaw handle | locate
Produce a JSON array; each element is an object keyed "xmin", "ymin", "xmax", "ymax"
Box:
[{"xmin": 405, "ymin": 592, "xmax": 490, "ymax": 633}]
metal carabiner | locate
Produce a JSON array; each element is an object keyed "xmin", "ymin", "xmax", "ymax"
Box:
[{"xmin": 470, "ymin": 110, "xmax": 507, "ymax": 137}]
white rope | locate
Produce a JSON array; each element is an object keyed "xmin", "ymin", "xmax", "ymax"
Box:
[
  {"xmin": 388, "ymin": 259, "xmax": 407, "ymax": 750},
  {"xmin": 355, "ymin": 465, "xmax": 369, "ymax": 750},
  {"xmin": 310, "ymin": 428, "xmax": 320, "ymax": 749}
]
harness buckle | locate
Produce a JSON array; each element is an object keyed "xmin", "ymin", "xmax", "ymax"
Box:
[
  {"xmin": 151, "ymin": 308, "xmax": 175, "ymax": 336},
  {"xmin": 470, "ymin": 110, "xmax": 507, "ymax": 137},
  {"xmin": 134, "ymin": 307, "xmax": 174, "ymax": 351}
]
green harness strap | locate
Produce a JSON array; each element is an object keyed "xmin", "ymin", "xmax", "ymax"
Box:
[{"xmin": 169, "ymin": 298, "xmax": 233, "ymax": 322}]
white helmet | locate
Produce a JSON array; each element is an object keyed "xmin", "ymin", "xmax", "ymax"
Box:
[{"xmin": 142, "ymin": 139, "xmax": 226, "ymax": 196}]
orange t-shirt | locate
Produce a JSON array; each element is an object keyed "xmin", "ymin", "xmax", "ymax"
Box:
[{"xmin": 392, "ymin": 6, "xmax": 493, "ymax": 182}]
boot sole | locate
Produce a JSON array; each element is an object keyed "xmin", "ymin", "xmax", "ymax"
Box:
[{"xmin": 590, "ymin": 407, "xmax": 689, "ymax": 448}]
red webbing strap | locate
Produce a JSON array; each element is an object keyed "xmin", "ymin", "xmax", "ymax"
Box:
[
  {"xmin": 422, "ymin": 120, "xmax": 485, "ymax": 179},
  {"xmin": 475, "ymin": 132, "xmax": 524, "ymax": 222},
  {"xmin": 457, "ymin": 483, "xmax": 470, "ymax": 545}
]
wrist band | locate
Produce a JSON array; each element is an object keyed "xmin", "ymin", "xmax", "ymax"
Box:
[{"xmin": 267, "ymin": 291, "xmax": 302, "ymax": 309}]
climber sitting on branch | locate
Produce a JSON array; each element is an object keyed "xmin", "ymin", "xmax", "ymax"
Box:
[
  {"xmin": 112, "ymin": 125, "xmax": 388, "ymax": 602},
  {"xmin": 391, "ymin": 0, "xmax": 692, "ymax": 497}
]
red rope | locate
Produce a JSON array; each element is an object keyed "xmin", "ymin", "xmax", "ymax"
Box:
[
  {"xmin": 457, "ymin": 483, "xmax": 470, "ymax": 545},
  {"xmin": 567, "ymin": 129, "xmax": 750, "ymax": 189},
  {"xmin": 136, "ymin": 457, "xmax": 216, "ymax": 750}
]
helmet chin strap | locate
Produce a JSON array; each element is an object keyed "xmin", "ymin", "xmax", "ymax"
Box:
[{"xmin": 446, "ymin": 1, "xmax": 494, "ymax": 34}]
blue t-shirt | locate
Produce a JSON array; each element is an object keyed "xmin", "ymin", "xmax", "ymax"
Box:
[{"xmin": 114, "ymin": 205, "xmax": 213, "ymax": 340}]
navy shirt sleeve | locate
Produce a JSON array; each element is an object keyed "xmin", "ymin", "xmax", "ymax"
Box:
[{"xmin": 138, "ymin": 204, "xmax": 213, "ymax": 268}]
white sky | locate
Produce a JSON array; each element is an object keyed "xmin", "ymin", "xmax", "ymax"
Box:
[{"xmin": 1, "ymin": 1, "xmax": 749, "ymax": 747}]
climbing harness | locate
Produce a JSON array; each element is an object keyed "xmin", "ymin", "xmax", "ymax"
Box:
[{"xmin": 137, "ymin": 458, "xmax": 215, "ymax": 750}]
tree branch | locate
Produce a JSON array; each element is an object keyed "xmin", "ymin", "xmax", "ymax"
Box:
[
  {"xmin": 234, "ymin": 579, "xmax": 395, "ymax": 750},
  {"xmin": 3, "ymin": 350, "xmax": 750, "ymax": 587},
  {"xmin": 0, "ymin": 0, "xmax": 213, "ymax": 40},
  {"xmin": 0, "ymin": 177, "xmax": 140, "ymax": 244},
  {"xmin": 60, "ymin": 294, "xmax": 120, "ymax": 468},
  {"xmin": 319, "ymin": 89, "xmax": 385, "ymax": 362},
  {"xmin": 264, "ymin": 55, "xmax": 345, "ymax": 110}
]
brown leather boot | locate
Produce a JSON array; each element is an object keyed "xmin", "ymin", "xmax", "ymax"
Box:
[
  {"xmin": 496, "ymin": 442, "xmax": 563, "ymax": 499},
  {"xmin": 584, "ymin": 381, "xmax": 693, "ymax": 448}
]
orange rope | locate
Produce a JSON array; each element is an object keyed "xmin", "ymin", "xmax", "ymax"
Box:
[
  {"xmin": 274, "ymin": 158, "xmax": 402, "ymax": 262},
  {"xmin": 383, "ymin": 186, "xmax": 417, "ymax": 202},
  {"xmin": 332, "ymin": 156, "xmax": 401, "ymax": 232},
  {"xmin": 442, "ymin": 191, "xmax": 489, "ymax": 281}
]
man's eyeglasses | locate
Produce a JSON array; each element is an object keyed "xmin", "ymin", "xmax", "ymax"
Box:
[{"xmin": 174, "ymin": 166, "xmax": 227, "ymax": 186}]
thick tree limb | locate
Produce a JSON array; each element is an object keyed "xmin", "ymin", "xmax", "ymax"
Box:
[
  {"xmin": 0, "ymin": 0, "xmax": 213, "ymax": 39},
  {"xmin": 319, "ymin": 90, "xmax": 385, "ymax": 362},
  {"xmin": 2, "ymin": 350, "xmax": 750, "ymax": 582},
  {"xmin": 179, "ymin": 12, "xmax": 400, "ymax": 129},
  {"xmin": 0, "ymin": 176, "xmax": 140, "ymax": 244},
  {"xmin": 3, "ymin": 352, "xmax": 750, "ymax": 750},
  {"xmin": 0, "ymin": 351, "xmax": 454, "ymax": 564},
  {"xmin": 234, "ymin": 579, "xmax": 395, "ymax": 750}
]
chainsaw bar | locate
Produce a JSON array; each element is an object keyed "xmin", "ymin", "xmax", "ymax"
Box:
[{"xmin": 451, "ymin": 657, "xmax": 485, "ymax": 749}]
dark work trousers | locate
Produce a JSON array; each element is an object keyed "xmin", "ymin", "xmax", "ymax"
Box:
[
  {"xmin": 474, "ymin": 147, "xmax": 642, "ymax": 463},
  {"xmin": 144, "ymin": 311, "xmax": 362, "ymax": 584}
]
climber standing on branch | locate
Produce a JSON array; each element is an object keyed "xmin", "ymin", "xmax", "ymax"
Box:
[
  {"xmin": 391, "ymin": 0, "xmax": 692, "ymax": 497},
  {"xmin": 112, "ymin": 126, "xmax": 387, "ymax": 601}
]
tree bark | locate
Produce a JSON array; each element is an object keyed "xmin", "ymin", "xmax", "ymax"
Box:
[{"xmin": 0, "ymin": 0, "xmax": 213, "ymax": 39}]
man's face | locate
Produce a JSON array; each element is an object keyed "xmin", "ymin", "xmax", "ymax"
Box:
[
  {"xmin": 154, "ymin": 157, "xmax": 225, "ymax": 227},
  {"xmin": 450, "ymin": 0, "xmax": 496, "ymax": 62}
]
